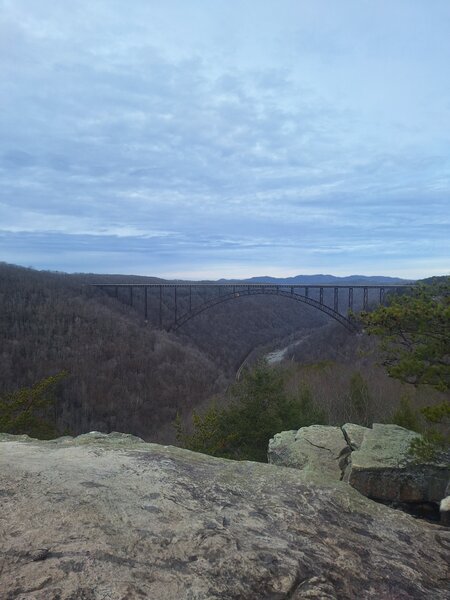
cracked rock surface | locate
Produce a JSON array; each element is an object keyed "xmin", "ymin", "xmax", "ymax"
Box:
[
  {"xmin": 268, "ymin": 425, "xmax": 350, "ymax": 479},
  {"xmin": 341, "ymin": 423, "xmax": 369, "ymax": 451},
  {"xmin": 348, "ymin": 424, "xmax": 449, "ymax": 503},
  {"xmin": 269, "ymin": 423, "xmax": 450, "ymax": 510},
  {"xmin": 1, "ymin": 432, "xmax": 449, "ymax": 599}
]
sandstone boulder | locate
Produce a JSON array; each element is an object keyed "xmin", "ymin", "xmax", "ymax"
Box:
[
  {"xmin": 347, "ymin": 423, "xmax": 449, "ymax": 504},
  {"xmin": 342, "ymin": 423, "xmax": 369, "ymax": 450},
  {"xmin": 269, "ymin": 424, "xmax": 449, "ymax": 513},
  {"xmin": 268, "ymin": 425, "xmax": 350, "ymax": 480},
  {"xmin": 1, "ymin": 432, "xmax": 449, "ymax": 599},
  {"xmin": 440, "ymin": 496, "xmax": 450, "ymax": 526}
]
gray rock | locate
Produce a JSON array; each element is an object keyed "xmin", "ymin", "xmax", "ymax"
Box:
[
  {"xmin": 342, "ymin": 423, "xmax": 370, "ymax": 450},
  {"xmin": 267, "ymin": 429, "xmax": 297, "ymax": 465},
  {"xmin": 28, "ymin": 548, "xmax": 50, "ymax": 562},
  {"xmin": 268, "ymin": 425, "xmax": 351, "ymax": 480},
  {"xmin": 348, "ymin": 423, "xmax": 449, "ymax": 503},
  {"xmin": 1, "ymin": 432, "xmax": 449, "ymax": 599},
  {"xmin": 440, "ymin": 496, "xmax": 450, "ymax": 526},
  {"xmin": 292, "ymin": 576, "xmax": 338, "ymax": 599}
]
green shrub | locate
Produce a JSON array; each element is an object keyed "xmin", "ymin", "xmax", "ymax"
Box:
[
  {"xmin": 0, "ymin": 372, "xmax": 67, "ymax": 439},
  {"xmin": 176, "ymin": 361, "xmax": 327, "ymax": 462},
  {"xmin": 390, "ymin": 394, "xmax": 422, "ymax": 432},
  {"xmin": 360, "ymin": 279, "xmax": 449, "ymax": 459},
  {"xmin": 344, "ymin": 372, "xmax": 373, "ymax": 427},
  {"xmin": 360, "ymin": 279, "xmax": 450, "ymax": 391},
  {"xmin": 409, "ymin": 401, "xmax": 450, "ymax": 462}
]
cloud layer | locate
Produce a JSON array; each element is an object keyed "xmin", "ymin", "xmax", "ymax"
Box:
[{"xmin": 1, "ymin": 0, "xmax": 449, "ymax": 278}]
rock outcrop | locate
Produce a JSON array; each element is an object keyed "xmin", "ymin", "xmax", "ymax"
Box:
[
  {"xmin": 441, "ymin": 495, "xmax": 450, "ymax": 526},
  {"xmin": 438, "ymin": 480, "xmax": 450, "ymax": 526},
  {"xmin": 268, "ymin": 425, "xmax": 350, "ymax": 480},
  {"xmin": 1, "ymin": 432, "xmax": 449, "ymax": 599},
  {"xmin": 347, "ymin": 424, "xmax": 449, "ymax": 504},
  {"xmin": 268, "ymin": 423, "xmax": 449, "ymax": 516},
  {"xmin": 341, "ymin": 423, "xmax": 369, "ymax": 450}
]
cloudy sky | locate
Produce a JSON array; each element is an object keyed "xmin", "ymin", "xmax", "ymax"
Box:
[{"xmin": 1, "ymin": 0, "xmax": 449, "ymax": 279}]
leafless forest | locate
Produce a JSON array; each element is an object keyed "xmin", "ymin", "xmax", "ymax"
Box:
[{"xmin": 0, "ymin": 263, "xmax": 443, "ymax": 442}]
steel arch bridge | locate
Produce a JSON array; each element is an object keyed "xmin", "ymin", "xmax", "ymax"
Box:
[{"xmin": 91, "ymin": 283, "xmax": 415, "ymax": 332}]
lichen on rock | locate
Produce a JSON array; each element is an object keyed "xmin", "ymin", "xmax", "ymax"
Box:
[
  {"xmin": 268, "ymin": 425, "xmax": 351, "ymax": 480},
  {"xmin": 1, "ymin": 432, "xmax": 449, "ymax": 599},
  {"xmin": 348, "ymin": 423, "xmax": 449, "ymax": 504}
]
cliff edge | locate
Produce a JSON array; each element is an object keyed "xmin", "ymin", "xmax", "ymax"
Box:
[{"xmin": 1, "ymin": 432, "xmax": 449, "ymax": 599}]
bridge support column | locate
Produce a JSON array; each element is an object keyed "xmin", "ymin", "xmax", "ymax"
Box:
[
  {"xmin": 144, "ymin": 286, "xmax": 148, "ymax": 321},
  {"xmin": 174, "ymin": 286, "xmax": 177, "ymax": 323},
  {"xmin": 159, "ymin": 286, "xmax": 162, "ymax": 328},
  {"xmin": 363, "ymin": 287, "xmax": 368, "ymax": 311},
  {"xmin": 334, "ymin": 287, "xmax": 339, "ymax": 312},
  {"xmin": 319, "ymin": 287, "xmax": 324, "ymax": 305},
  {"xmin": 348, "ymin": 287, "xmax": 353, "ymax": 311}
]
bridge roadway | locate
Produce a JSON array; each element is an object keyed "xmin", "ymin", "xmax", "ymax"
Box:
[{"xmin": 92, "ymin": 282, "xmax": 415, "ymax": 332}]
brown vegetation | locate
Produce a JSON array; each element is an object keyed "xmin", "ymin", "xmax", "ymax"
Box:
[{"xmin": 1, "ymin": 263, "xmax": 444, "ymax": 444}]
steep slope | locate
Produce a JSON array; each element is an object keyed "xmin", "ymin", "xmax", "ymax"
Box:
[
  {"xmin": 0, "ymin": 263, "xmax": 224, "ymax": 442},
  {"xmin": 0, "ymin": 263, "xmax": 424, "ymax": 443},
  {"xmin": 0, "ymin": 264, "xmax": 329, "ymax": 441}
]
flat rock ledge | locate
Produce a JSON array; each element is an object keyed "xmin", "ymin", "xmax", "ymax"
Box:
[{"xmin": 1, "ymin": 432, "xmax": 449, "ymax": 599}]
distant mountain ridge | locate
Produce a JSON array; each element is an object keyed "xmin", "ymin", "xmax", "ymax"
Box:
[
  {"xmin": 216, "ymin": 274, "xmax": 414, "ymax": 285},
  {"xmin": 0, "ymin": 263, "xmax": 416, "ymax": 286}
]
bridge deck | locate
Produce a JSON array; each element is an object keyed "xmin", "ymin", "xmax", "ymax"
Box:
[{"xmin": 91, "ymin": 283, "xmax": 415, "ymax": 288}]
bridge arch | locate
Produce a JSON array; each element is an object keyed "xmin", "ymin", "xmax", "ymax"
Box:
[
  {"xmin": 92, "ymin": 282, "xmax": 415, "ymax": 332},
  {"xmin": 170, "ymin": 288, "xmax": 358, "ymax": 332}
]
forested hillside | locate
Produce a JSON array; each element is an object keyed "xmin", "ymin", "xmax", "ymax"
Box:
[
  {"xmin": 1, "ymin": 263, "xmax": 330, "ymax": 441},
  {"xmin": 0, "ymin": 264, "xmax": 224, "ymax": 441},
  {"xmin": 281, "ymin": 321, "xmax": 446, "ymax": 426},
  {"xmin": 0, "ymin": 263, "xmax": 429, "ymax": 443}
]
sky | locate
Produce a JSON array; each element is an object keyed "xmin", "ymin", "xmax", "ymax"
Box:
[{"xmin": 1, "ymin": 0, "xmax": 449, "ymax": 280}]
